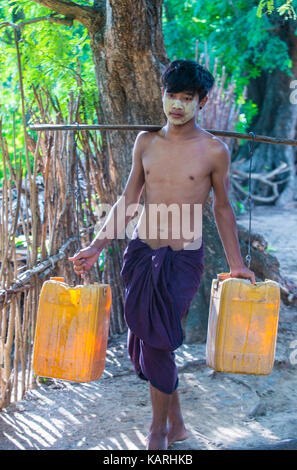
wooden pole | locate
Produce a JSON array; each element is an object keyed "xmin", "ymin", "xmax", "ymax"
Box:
[{"xmin": 28, "ymin": 123, "xmax": 297, "ymax": 146}]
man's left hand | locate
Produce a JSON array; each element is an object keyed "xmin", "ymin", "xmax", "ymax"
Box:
[{"xmin": 230, "ymin": 265, "xmax": 256, "ymax": 284}]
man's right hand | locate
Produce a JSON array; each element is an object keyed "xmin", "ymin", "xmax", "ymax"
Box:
[{"xmin": 68, "ymin": 245, "xmax": 102, "ymax": 278}]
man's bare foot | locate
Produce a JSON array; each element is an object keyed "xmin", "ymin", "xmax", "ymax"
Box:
[
  {"xmin": 146, "ymin": 430, "xmax": 168, "ymax": 450},
  {"xmin": 167, "ymin": 425, "xmax": 188, "ymax": 447}
]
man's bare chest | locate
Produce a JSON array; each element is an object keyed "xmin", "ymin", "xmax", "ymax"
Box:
[{"xmin": 142, "ymin": 146, "xmax": 212, "ymax": 188}]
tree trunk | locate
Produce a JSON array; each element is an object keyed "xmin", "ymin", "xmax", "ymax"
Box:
[
  {"xmin": 89, "ymin": 1, "xmax": 168, "ymax": 181},
  {"xmin": 234, "ymin": 17, "xmax": 297, "ymax": 206}
]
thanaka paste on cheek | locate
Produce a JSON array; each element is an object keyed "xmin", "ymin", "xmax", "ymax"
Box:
[{"xmin": 162, "ymin": 94, "xmax": 199, "ymax": 125}]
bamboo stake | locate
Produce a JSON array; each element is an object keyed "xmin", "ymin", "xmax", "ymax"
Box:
[
  {"xmin": 28, "ymin": 124, "xmax": 297, "ymax": 147},
  {"xmin": 13, "ymin": 28, "xmax": 31, "ymax": 183}
]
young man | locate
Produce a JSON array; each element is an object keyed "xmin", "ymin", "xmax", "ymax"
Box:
[{"xmin": 69, "ymin": 60, "xmax": 256, "ymax": 450}]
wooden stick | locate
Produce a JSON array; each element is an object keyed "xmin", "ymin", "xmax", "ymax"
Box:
[
  {"xmin": 0, "ymin": 223, "xmax": 96, "ymax": 308},
  {"xmin": 28, "ymin": 124, "xmax": 297, "ymax": 146}
]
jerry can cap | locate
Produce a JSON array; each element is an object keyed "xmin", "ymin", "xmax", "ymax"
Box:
[{"xmin": 217, "ymin": 273, "xmax": 231, "ymax": 281}]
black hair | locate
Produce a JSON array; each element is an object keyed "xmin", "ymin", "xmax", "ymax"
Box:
[{"xmin": 161, "ymin": 60, "xmax": 215, "ymax": 102}]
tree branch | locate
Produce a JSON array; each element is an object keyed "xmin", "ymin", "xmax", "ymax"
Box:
[
  {"xmin": 31, "ymin": 0, "xmax": 98, "ymax": 29},
  {"xmin": 0, "ymin": 14, "xmax": 74, "ymax": 31},
  {"xmin": 19, "ymin": 14, "xmax": 74, "ymax": 28}
]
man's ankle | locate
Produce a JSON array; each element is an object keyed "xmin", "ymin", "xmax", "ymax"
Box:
[
  {"xmin": 167, "ymin": 416, "xmax": 185, "ymax": 429},
  {"xmin": 149, "ymin": 424, "xmax": 168, "ymax": 435}
]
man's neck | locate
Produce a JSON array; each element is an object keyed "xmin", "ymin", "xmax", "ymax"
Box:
[{"xmin": 163, "ymin": 118, "xmax": 202, "ymax": 141}]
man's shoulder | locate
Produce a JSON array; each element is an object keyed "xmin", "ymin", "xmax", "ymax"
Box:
[
  {"xmin": 196, "ymin": 129, "xmax": 228, "ymax": 149},
  {"xmin": 135, "ymin": 130, "xmax": 160, "ymax": 141},
  {"xmin": 193, "ymin": 130, "xmax": 230, "ymax": 174},
  {"xmin": 199, "ymin": 131, "xmax": 230, "ymax": 158},
  {"xmin": 134, "ymin": 130, "xmax": 157, "ymax": 150}
]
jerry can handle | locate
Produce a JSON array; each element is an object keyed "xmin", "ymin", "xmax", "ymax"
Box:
[
  {"xmin": 214, "ymin": 272, "xmax": 231, "ymax": 290},
  {"xmin": 83, "ymin": 272, "xmax": 91, "ymax": 286},
  {"xmin": 214, "ymin": 279, "xmax": 219, "ymax": 290}
]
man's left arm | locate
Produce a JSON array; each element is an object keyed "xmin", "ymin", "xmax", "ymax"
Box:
[{"xmin": 210, "ymin": 141, "xmax": 256, "ymax": 284}]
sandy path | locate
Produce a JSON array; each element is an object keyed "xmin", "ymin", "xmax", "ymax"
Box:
[{"xmin": 1, "ymin": 205, "xmax": 297, "ymax": 451}]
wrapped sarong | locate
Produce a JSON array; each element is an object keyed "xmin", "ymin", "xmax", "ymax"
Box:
[{"xmin": 120, "ymin": 233, "xmax": 204, "ymax": 394}]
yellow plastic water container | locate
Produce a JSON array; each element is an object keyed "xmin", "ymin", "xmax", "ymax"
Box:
[
  {"xmin": 33, "ymin": 277, "xmax": 112, "ymax": 382},
  {"xmin": 206, "ymin": 273, "xmax": 280, "ymax": 375}
]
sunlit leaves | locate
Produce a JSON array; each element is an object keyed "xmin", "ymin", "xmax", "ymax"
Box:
[
  {"xmin": 0, "ymin": 0, "xmax": 97, "ymax": 123},
  {"xmin": 257, "ymin": 0, "xmax": 297, "ymax": 20},
  {"xmin": 0, "ymin": 0, "xmax": 97, "ymax": 177}
]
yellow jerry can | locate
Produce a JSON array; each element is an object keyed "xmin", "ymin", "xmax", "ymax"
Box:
[
  {"xmin": 33, "ymin": 277, "xmax": 112, "ymax": 382},
  {"xmin": 206, "ymin": 273, "xmax": 280, "ymax": 375}
]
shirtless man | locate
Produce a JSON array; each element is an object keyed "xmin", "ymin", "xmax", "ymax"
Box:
[{"xmin": 69, "ymin": 60, "xmax": 256, "ymax": 450}]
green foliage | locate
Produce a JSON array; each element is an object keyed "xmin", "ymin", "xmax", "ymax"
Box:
[
  {"xmin": 0, "ymin": 0, "xmax": 98, "ymax": 180},
  {"xmin": 163, "ymin": 0, "xmax": 293, "ymax": 132},
  {"xmin": 257, "ymin": 0, "xmax": 276, "ymax": 16},
  {"xmin": 163, "ymin": 0, "xmax": 292, "ymax": 78},
  {"xmin": 231, "ymin": 198, "xmax": 247, "ymax": 215},
  {"xmin": 265, "ymin": 243, "xmax": 277, "ymax": 252},
  {"xmin": 14, "ymin": 234, "xmax": 29, "ymax": 247},
  {"xmin": 235, "ymin": 201, "xmax": 246, "ymax": 215},
  {"xmin": 98, "ymin": 251, "xmax": 105, "ymax": 271},
  {"xmin": 257, "ymin": 0, "xmax": 297, "ymax": 19},
  {"xmin": 0, "ymin": 0, "xmax": 97, "ymax": 107},
  {"xmin": 235, "ymin": 100, "xmax": 259, "ymax": 136}
]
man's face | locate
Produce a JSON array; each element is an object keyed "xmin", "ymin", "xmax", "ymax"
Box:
[{"xmin": 162, "ymin": 89, "xmax": 199, "ymax": 125}]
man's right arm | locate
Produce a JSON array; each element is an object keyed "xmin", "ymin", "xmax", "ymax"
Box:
[{"xmin": 90, "ymin": 132, "xmax": 147, "ymax": 252}]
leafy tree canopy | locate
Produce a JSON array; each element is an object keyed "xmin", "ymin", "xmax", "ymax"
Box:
[
  {"xmin": 0, "ymin": 0, "xmax": 97, "ymax": 145},
  {"xmin": 163, "ymin": 0, "xmax": 294, "ymax": 87}
]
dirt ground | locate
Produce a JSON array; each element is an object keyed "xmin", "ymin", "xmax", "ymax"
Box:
[{"xmin": 1, "ymin": 204, "xmax": 297, "ymax": 451}]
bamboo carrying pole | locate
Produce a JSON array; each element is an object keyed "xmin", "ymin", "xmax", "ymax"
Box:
[{"xmin": 28, "ymin": 124, "xmax": 297, "ymax": 146}]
